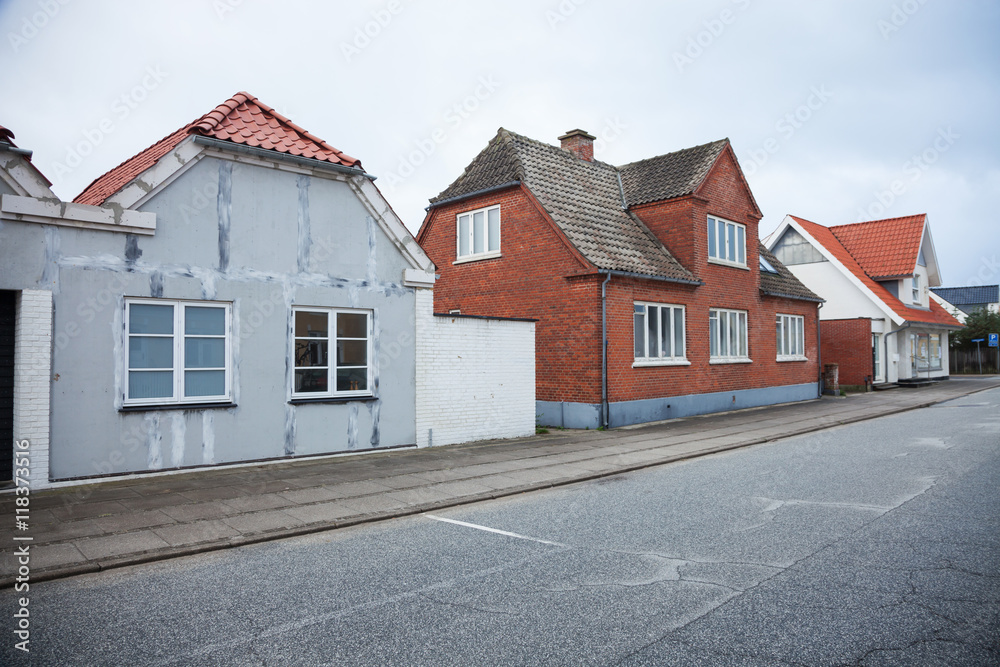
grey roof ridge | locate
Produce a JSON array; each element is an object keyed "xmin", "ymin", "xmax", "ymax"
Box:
[{"xmin": 615, "ymin": 136, "xmax": 730, "ymax": 172}]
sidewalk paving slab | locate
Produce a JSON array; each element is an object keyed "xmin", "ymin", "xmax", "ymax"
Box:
[{"xmin": 2, "ymin": 377, "xmax": 999, "ymax": 586}]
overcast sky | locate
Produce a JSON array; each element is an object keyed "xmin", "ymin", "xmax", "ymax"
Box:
[{"xmin": 2, "ymin": 0, "xmax": 998, "ymax": 286}]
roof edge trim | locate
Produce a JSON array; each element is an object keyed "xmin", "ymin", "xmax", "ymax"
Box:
[
  {"xmin": 603, "ymin": 269, "xmax": 703, "ymax": 286},
  {"xmin": 192, "ymin": 136, "xmax": 372, "ymax": 180},
  {"xmin": 426, "ymin": 180, "xmax": 521, "ymax": 210}
]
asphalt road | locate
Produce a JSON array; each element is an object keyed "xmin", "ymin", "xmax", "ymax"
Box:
[{"xmin": 4, "ymin": 388, "xmax": 999, "ymax": 666}]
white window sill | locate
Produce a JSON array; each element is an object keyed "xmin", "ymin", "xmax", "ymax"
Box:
[
  {"xmin": 708, "ymin": 258, "xmax": 749, "ymax": 270},
  {"xmin": 709, "ymin": 357, "xmax": 753, "ymax": 365},
  {"xmin": 632, "ymin": 358, "xmax": 692, "ymax": 368},
  {"xmin": 454, "ymin": 251, "xmax": 501, "ymax": 265},
  {"xmin": 777, "ymin": 355, "xmax": 809, "ymax": 362},
  {"xmin": 291, "ymin": 394, "xmax": 376, "ymax": 404}
]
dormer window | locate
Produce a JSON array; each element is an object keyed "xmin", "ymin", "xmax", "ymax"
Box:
[
  {"xmin": 707, "ymin": 215, "xmax": 746, "ymax": 267},
  {"xmin": 455, "ymin": 205, "xmax": 500, "ymax": 262},
  {"xmin": 911, "ymin": 274, "xmax": 920, "ymax": 303}
]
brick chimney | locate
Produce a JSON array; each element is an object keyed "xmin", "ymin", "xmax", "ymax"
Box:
[{"xmin": 558, "ymin": 129, "xmax": 596, "ymax": 162}]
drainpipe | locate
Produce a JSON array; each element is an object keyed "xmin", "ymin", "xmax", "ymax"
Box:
[
  {"xmin": 601, "ymin": 271, "xmax": 612, "ymax": 429},
  {"xmin": 816, "ymin": 302, "xmax": 823, "ymax": 397}
]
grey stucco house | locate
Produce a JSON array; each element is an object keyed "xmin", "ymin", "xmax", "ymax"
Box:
[{"xmin": 0, "ymin": 93, "xmax": 440, "ymax": 484}]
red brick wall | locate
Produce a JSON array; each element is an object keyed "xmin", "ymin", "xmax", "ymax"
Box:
[
  {"xmin": 417, "ymin": 185, "xmax": 603, "ymax": 403},
  {"xmin": 820, "ymin": 319, "xmax": 873, "ymax": 386}
]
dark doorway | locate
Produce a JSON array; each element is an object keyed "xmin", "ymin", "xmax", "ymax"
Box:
[{"xmin": 0, "ymin": 291, "xmax": 15, "ymax": 482}]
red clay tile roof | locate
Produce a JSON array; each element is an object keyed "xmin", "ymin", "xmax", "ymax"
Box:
[
  {"xmin": 828, "ymin": 214, "xmax": 926, "ymax": 279},
  {"xmin": 791, "ymin": 216, "xmax": 960, "ymax": 328},
  {"xmin": 75, "ymin": 92, "xmax": 361, "ymax": 206}
]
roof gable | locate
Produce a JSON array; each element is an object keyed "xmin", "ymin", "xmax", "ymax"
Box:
[
  {"xmin": 828, "ymin": 214, "xmax": 925, "ymax": 279},
  {"xmin": 786, "ymin": 215, "xmax": 960, "ymax": 328},
  {"xmin": 758, "ymin": 242, "xmax": 822, "ymax": 302},
  {"xmin": 74, "ymin": 92, "xmax": 362, "ymax": 206}
]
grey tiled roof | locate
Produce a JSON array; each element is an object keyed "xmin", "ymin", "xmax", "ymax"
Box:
[
  {"xmin": 431, "ymin": 129, "xmax": 697, "ymax": 281},
  {"xmin": 931, "ymin": 285, "xmax": 999, "ymax": 306},
  {"xmin": 430, "ymin": 128, "xmax": 818, "ymax": 307},
  {"xmin": 758, "ymin": 243, "xmax": 824, "ymax": 302},
  {"xmin": 618, "ymin": 139, "xmax": 729, "ymax": 206}
]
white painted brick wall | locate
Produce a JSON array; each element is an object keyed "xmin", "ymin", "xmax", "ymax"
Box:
[
  {"xmin": 415, "ymin": 289, "xmax": 535, "ymax": 448},
  {"xmin": 12, "ymin": 289, "xmax": 53, "ymax": 487}
]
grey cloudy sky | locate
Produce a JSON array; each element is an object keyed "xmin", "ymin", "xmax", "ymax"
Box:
[{"xmin": 2, "ymin": 0, "xmax": 998, "ymax": 286}]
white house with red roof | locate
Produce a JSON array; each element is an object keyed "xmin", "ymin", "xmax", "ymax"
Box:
[
  {"xmin": 0, "ymin": 93, "xmax": 534, "ymax": 486},
  {"xmin": 767, "ymin": 214, "xmax": 962, "ymax": 386}
]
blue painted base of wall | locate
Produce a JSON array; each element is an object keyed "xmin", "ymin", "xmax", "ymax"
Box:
[
  {"xmin": 536, "ymin": 401, "xmax": 601, "ymax": 429},
  {"xmin": 537, "ymin": 382, "xmax": 820, "ymax": 430}
]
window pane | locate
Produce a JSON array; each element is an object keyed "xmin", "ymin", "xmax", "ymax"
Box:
[
  {"xmin": 295, "ymin": 311, "xmax": 328, "ymax": 338},
  {"xmin": 129, "ymin": 304, "xmax": 173, "ymax": 334},
  {"xmin": 185, "ymin": 370, "xmax": 225, "ymax": 397},
  {"xmin": 129, "ymin": 336, "xmax": 173, "ymax": 369},
  {"xmin": 295, "ymin": 339, "xmax": 328, "ymax": 368},
  {"xmin": 737, "ymin": 226, "xmax": 746, "ymax": 264},
  {"xmin": 739, "ymin": 313, "xmax": 748, "ymax": 356},
  {"xmin": 731, "ymin": 314, "xmax": 739, "ymax": 357},
  {"xmin": 708, "ymin": 218, "xmax": 716, "ymax": 258},
  {"xmin": 337, "ymin": 368, "xmax": 367, "ymax": 392},
  {"xmin": 660, "ymin": 307, "xmax": 670, "ymax": 357},
  {"xmin": 473, "ymin": 211, "xmax": 485, "ymax": 254},
  {"xmin": 129, "ymin": 370, "xmax": 173, "ymax": 399},
  {"xmin": 647, "ymin": 306, "xmax": 659, "ymax": 358},
  {"xmin": 295, "ymin": 369, "xmax": 327, "ymax": 393},
  {"xmin": 337, "ymin": 313, "xmax": 367, "ymax": 338},
  {"xmin": 185, "ymin": 338, "xmax": 225, "ymax": 368},
  {"xmin": 776, "ymin": 318, "xmax": 784, "ymax": 356},
  {"xmin": 728, "ymin": 225, "xmax": 737, "ymax": 262},
  {"xmin": 185, "ymin": 306, "xmax": 225, "ymax": 335},
  {"xmin": 718, "ymin": 221, "xmax": 726, "ymax": 257},
  {"xmin": 719, "ymin": 313, "xmax": 728, "ymax": 356},
  {"xmin": 487, "ymin": 207, "xmax": 500, "ymax": 252},
  {"xmin": 458, "ymin": 215, "xmax": 470, "ymax": 257},
  {"xmin": 674, "ymin": 309, "xmax": 684, "ymax": 357},
  {"xmin": 710, "ymin": 313, "xmax": 719, "ymax": 357},
  {"xmin": 634, "ymin": 311, "xmax": 645, "ymax": 358},
  {"xmin": 337, "ymin": 340, "xmax": 367, "ymax": 366}
]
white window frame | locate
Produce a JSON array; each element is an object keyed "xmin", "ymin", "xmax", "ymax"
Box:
[
  {"xmin": 455, "ymin": 204, "xmax": 501, "ymax": 263},
  {"xmin": 775, "ymin": 313, "xmax": 807, "ymax": 361},
  {"xmin": 911, "ymin": 274, "xmax": 921, "ymax": 304},
  {"xmin": 633, "ymin": 302, "xmax": 689, "ymax": 367},
  {"xmin": 709, "ymin": 308, "xmax": 750, "ymax": 363},
  {"xmin": 292, "ymin": 307, "xmax": 374, "ymax": 400},
  {"xmin": 707, "ymin": 215, "xmax": 747, "ymax": 267},
  {"xmin": 124, "ymin": 298, "xmax": 233, "ymax": 407}
]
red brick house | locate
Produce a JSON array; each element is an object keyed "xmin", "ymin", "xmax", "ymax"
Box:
[{"xmin": 417, "ymin": 129, "xmax": 822, "ymax": 428}]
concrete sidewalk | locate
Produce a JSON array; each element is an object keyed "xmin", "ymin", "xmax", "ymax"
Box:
[{"xmin": 3, "ymin": 377, "xmax": 998, "ymax": 586}]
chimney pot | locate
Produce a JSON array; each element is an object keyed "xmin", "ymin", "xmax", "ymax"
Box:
[{"xmin": 558, "ymin": 129, "xmax": 596, "ymax": 162}]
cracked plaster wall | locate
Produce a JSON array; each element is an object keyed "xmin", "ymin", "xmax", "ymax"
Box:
[{"xmin": 1, "ymin": 156, "xmax": 419, "ymax": 480}]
